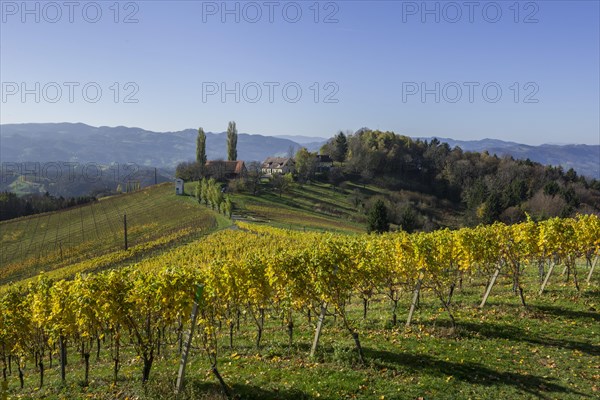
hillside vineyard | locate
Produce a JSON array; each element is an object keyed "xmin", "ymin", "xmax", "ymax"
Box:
[{"xmin": 1, "ymin": 215, "xmax": 598, "ymax": 389}]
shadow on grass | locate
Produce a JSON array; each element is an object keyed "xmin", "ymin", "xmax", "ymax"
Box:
[
  {"xmin": 255, "ymin": 193, "xmax": 303, "ymax": 209},
  {"xmin": 455, "ymin": 320, "xmax": 599, "ymax": 357},
  {"xmin": 529, "ymin": 304, "xmax": 600, "ymax": 322},
  {"xmin": 365, "ymin": 348, "xmax": 588, "ymax": 399},
  {"xmin": 183, "ymin": 380, "xmax": 316, "ymax": 400},
  {"xmin": 483, "ymin": 297, "xmax": 600, "ymax": 320},
  {"xmin": 290, "ymin": 186, "xmax": 355, "ymax": 211},
  {"xmin": 580, "ymin": 289, "xmax": 600, "ymax": 299},
  {"xmin": 344, "ymin": 184, "xmax": 381, "ymax": 197},
  {"xmin": 230, "ymin": 384, "xmax": 315, "ymax": 400}
]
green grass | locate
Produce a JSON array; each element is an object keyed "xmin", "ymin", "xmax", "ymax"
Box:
[
  {"xmin": 3, "ymin": 264, "xmax": 598, "ymax": 399},
  {"xmin": 185, "ymin": 176, "xmax": 465, "ymax": 234},
  {"xmin": 183, "ymin": 179, "xmax": 366, "ymax": 233},
  {"xmin": 228, "ymin": 179, "xmax": 465, "ymax": 234},
  {"xmin": 0, "ymin": 183, "xmax": 226, "ymax": 284},
  {"xmin": 230, "ymin": 182, "xmax": 367, "ymax": 234}
]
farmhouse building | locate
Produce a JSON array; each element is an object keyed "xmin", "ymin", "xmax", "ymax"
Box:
[
  {"xmin": 315, "ymin": 154, "xmax": 334, "ymax": 172},
  {"xmin": 205, "ymin": 160, "xmax": 247, "ymax": 180},
  {"xmin": 261, "ymin": 157, "xmax": 295, "ymax": 175}
]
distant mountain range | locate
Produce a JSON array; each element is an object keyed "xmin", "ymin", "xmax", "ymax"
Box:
[
  {"xmin": 0, "ymin": 123, "xmax": 318, "ymax": 168},
  {"xmin": 1, "ymin": 123, "xmax": 598, "ymax": 179},
  {"xmin": 274, "ymin": 135, "xmax": 328, "ymax": 144}
]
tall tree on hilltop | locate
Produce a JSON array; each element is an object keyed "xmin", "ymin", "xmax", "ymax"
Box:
[
  {"xmin": 227, "ymin": 121, "xmax": 238, "ymax": 161},
  {"xmin": 196, "ymin": 127, "xmax": 207, "ymax": 174},
  {"xmin": 331, "ymin": 131, "xmax": 348, "ymax": 163}
]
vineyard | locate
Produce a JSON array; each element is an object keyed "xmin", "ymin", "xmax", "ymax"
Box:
[
  {"xmin": 0, "ymin": 183, "xmax": 221, "ymax": 285},
  {"xmin": 1, "ymin": 215, "xmax": 598, "ymax": 399},
  {"xmin": 194, "ymin": 180, "xmax": 370, "ymax": 234}
]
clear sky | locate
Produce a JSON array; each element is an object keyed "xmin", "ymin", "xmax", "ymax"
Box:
[{"xmin": 1, "ymin": 0, "xmax": 599, "ymax": 144}]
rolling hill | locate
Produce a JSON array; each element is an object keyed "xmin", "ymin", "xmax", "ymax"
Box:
[
  {"xmin": 2, "ymin": 123, "xmax": 598, "ymax": 179},
  {"xmin": 0, "ymin": 183, "xmax": 227, "ymax": 285},
  {"xmin": 0, "ymin": 123, "xmax": 318, "ymax": 168}
]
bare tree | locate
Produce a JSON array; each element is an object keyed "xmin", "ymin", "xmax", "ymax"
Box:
[
  {"xmin": 272, "ymin": 173, "xmax": 293, "ymax": 197},
  {"xmin": 244, "ymin": 161, "xmax": 263, "ymax": 195}
]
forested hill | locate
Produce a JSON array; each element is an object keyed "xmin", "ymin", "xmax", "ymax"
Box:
[
  {"xmin": 318, "ymin": 130, "xmax": 600, "ymax": 226},
  {"xmin": 417, "ymin": 137, "xmax": 599, "ymax": 179}
]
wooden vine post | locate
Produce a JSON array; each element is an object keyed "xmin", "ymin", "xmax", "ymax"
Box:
[
  {"xmin": 479, "ymin": 267, "xmax": 501, "ymax": 308},
  {"xmin": 539, "ymin": 260, "xmax": 556, "ymax": 295},
  {"xmin": 1, "ymin": 379, "xmax": 7, "ymax": 400},
  {"xmin": 176, "ymin": 284, "xmax": 204, "ymax": 394},
  {"xmin": 310, "ymin": 303, "xmax": 328, "ymax": 358},
  {"xmin": 406, "ymin": 274, "xmax": 424, "ymax": 328},
  {"xmin": 586, "ymin": 255, "xmax": 598, "ymax": 284},
  {"xmin": 123, "ymin": 214, "xmax": 128, "ymax": 250},
  {"xmin": 310, "ymin": 265, "xmax": 338, "ymax": 358}
]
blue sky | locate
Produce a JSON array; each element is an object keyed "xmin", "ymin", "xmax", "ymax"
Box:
[{"xmin": 1, "ymin": 0, "xmax": 599, "ymax": 144}]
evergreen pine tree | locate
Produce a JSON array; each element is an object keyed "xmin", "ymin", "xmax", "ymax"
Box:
[{"xmin": 367, "ymin": 199, "xmax": 389, "ymax": 234}]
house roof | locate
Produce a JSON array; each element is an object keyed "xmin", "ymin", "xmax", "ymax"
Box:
[
  {"xmin": 262, "ymin": 157, "xmax": 294, "ymax": 169},
  {"xmin": 205, "ymin": 160, "xmax": 246, "ymax": 175}
]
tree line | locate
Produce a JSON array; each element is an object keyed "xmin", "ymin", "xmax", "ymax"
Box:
[
  {"xmin": 0, "ymin": 192, "xmax": 96, "ymax": 221},
  {"xmin": 319, "ymin": 129, "xmax": 600, "ymax": 226},
  {"xmin": 195, "ymin": 177, "xmax": 233, "ymax": 217},
  {"xmin": 177, "ymin": 122, "xmax": 238, "ymax": 181}
]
